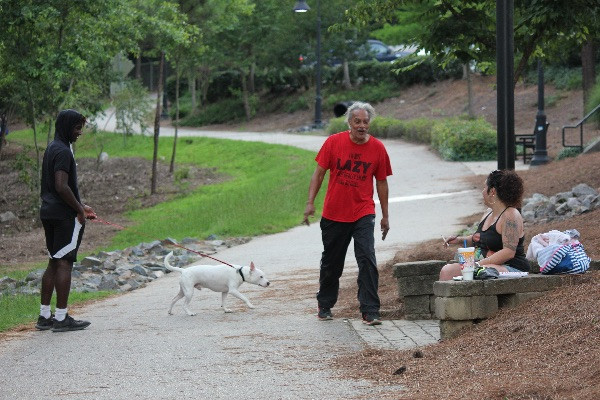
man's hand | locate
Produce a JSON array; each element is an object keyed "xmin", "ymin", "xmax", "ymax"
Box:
[
  {"xmin": 380, "ymin": 217, "xmax": 390, "ymax": 240},
  {"xmin": 302, "ymin": 202, "xmax": 315, "ymax": 226},
  {"xmin": 83, "ymin": 205, "xmax": 97, "ymax": 220}
]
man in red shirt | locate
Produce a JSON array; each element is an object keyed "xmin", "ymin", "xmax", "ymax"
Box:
[{"xmin": 303, "ymin": 102, "xmax": 392, "ymax": 326}]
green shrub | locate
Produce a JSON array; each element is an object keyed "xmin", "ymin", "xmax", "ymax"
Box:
[
  {"xmin": 525, "ymin": 66, "xmax": 582, "ymax": 91},
  {"xmin": 325, "ymin": 116, "xmax": 434, "ymax": 144},
  {"xmin": 327, "ymin": 117, "xmax": 347, "ymax": 135},
  {"xmin": 431, "ymin": 117, "xmax": 497, "ymax": 161},
  {"xmin": 585, "ymin": 80, "xmax": 600, "ymax": 126},
  {"xmin": 284, "ymin": 96, "xmax": 310, "ymax": 113},
  {"xmin": 401, "ymin": 118, "xmax": 436, "ymax": 143},
  {"xmin": 179, "ymin": 98, "xmax": 249, "ymax": 126},
  {"xmin": 556, "ymin": 146, "xmax": 582, "ymax": 160},
  {"xmin": 169, "ymin": 93, "xmax": 194, "ymax": 120}
]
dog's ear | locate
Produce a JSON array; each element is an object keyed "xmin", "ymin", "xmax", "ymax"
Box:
[{"xmin": 250, "ymin": 261, "xmax": 255, "ymax": 271}]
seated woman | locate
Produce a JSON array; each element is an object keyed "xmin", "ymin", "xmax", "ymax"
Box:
[{"xmin": 439, "ymin": 169, "xmax": 530, "ymax": 280}]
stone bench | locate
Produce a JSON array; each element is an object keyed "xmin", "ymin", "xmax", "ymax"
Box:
[
  {"xmin": 433, "ymin": 275, "xmax": 564, "ymax": 339},
  {"xmin": 393, "ymin": 260, "xmax": 446, "ymax": 320},
  {"xmin": 393, "ymin": 259, "xmax": 600, "ymax": 340}
]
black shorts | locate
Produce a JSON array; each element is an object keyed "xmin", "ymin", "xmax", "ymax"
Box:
[{"xmin": 42, "ymin": 217, "xmax": 85, "ymax": 263}]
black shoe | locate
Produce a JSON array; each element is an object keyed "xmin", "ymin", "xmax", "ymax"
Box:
[
  {"xmin": 52, "ymin": 314, "xmax": 91, "ymax": 332},
  {"xmin": 362, "ymin": 313, "xmax": 382, "ymax": 326},
  {"xmin": 35, "ymin": 314, "xmax": 54, "ymax": 331},
  {"xmin": 317, "ymin": 306, "xmax": 333, "ymax": 321}
]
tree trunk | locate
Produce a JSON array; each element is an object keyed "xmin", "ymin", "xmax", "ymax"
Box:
[
  {"xmin": 581, "ymin": 39, "xmax": 596, "ymax": 109},
  {"xmin": 513, "ymin": 32, "xmax": 541, "ymax": 88},
  {"xmin": 170, "ymin": 60, "xmax": 180, "ymax": 173},
  {"xmin": 465, "ymin": 63, "xmax": 474, "ymax": 118},
  {"xmin": 27, "ymin": 82, "xmax": 41, "ymax": 209},
  {"xmin": 249, "ymin": 62, "xmax": 256, "ymax": 93},
  {"xmin": 188, "ymin": 73, "xmax": 197, "ymax": 111},
  {"xmin": 342, "ymin": 59, "xmax": 352, "ymax": 90},
  {"xmin": 151, "ymin": 51, "xmax": 165, "ymax": 195},
  {"xmin": 241, "ymin": 70, "xmax": 251, "ymax": 121},
  {"xmin": 136, "ymin": 53, "xmax": 142, "ymax": 80},
  {"xmin": 0, "ymin": 113, "xmax": 6, "ymax": 159},
  {"xmin": 47, "ymin": 117, "xmax": 52, "ymax": 145}
]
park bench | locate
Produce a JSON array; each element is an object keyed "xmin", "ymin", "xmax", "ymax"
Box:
[
  {"xmin": 515, "ymin": 121, "xmax": 549, "ymax": 163},
  {"xmin": 393, "ymin": 259, "xmax": 599, "ymax": 340}
]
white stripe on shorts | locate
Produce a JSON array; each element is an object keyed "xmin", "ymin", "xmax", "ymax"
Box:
[{"xmin": 52, "ymin": 218, "xmax": 82, "ymax": 259}]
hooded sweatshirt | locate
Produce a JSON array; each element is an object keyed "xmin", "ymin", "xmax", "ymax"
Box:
[{"xmin": 40, "ymin": 109, "xmax": 86, "ymax": 220}]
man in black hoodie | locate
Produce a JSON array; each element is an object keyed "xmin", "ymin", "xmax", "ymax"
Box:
[{"xmin": 36, "ymin": 109, "xmax": 97, "ymax": 332}]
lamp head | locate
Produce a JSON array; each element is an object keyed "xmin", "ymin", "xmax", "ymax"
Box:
[{"xmin": 293, "ymin": 0, "xmax": 310, "ymax": 12}]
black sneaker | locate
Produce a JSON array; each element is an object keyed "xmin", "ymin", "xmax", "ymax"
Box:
[
  {"xmin": 52, "ymin": 314, "xmax": 91, "ymax": 332},
  {"xmin": 35, "ymin": 314, "xmax": 54, "ymax": 331},
  {"xmin": 317, "ymin": 307, "xmax": 333, "ymax": 321},
  {"xmin": 362, "ymin": 313, "xmax": 382, "ymax": 326}
]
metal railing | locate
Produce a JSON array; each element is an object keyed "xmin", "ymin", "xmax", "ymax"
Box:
[{"xmin": 562, "ymin": 103, "xmax": 600, "ymax": 151}]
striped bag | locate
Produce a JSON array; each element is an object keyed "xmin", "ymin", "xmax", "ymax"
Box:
[{"xmin": 539, "ymin": 242, "xmax": 591, "ymax": 275}]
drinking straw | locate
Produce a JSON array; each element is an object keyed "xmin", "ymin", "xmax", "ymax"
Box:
[{"xmin": 464, "ymin": 239, "xmax": 467, "ymax": 248}]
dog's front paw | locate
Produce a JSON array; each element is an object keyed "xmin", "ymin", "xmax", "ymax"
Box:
[
  {"xmin": 223, "ymin": 308, "xmax": 233, "ymax": 313},
  {"xmin": 247, "ymin": 303, "xmax": 255, "ymax": 309}
]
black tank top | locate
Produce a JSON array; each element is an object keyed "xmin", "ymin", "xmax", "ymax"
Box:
[{"xmin": 474, "ymin": 207, "xmax": 529, "ymax": 272}]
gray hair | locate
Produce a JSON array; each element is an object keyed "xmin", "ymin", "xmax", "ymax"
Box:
[{"xmin": 345, "ymin": 101, "xmax": 376, "ymax": 126}]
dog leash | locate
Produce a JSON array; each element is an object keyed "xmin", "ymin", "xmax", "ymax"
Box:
[{"xmin": 90, "ymin": 216, "xmax": 237, "ymax": 269}]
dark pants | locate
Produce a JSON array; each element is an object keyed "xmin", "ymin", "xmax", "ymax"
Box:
[{"xmin": 317, "ymin": 215, "xmax": 380, "ymax": 314}]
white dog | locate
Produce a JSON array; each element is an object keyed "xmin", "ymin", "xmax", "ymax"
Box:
[{"xmin": 164, "ymin": 251, "xmax": 270, "ymax": 315}]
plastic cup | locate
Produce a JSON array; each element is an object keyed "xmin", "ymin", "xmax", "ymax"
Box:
[{"xmin": 458, "ymin": 247, "xmax": 475, "ymax": 281}]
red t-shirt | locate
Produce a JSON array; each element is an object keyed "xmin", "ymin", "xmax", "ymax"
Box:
[{"xmin": 316, "ymin": 131, "xmax": 392, "ymax": 222}]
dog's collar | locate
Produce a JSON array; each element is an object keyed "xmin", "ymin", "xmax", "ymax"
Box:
[{"xmin": 237, "ymin": 267, "xmax": 245, "ymax": 282}]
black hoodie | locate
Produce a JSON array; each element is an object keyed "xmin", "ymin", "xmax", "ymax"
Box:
[{"xmin": 40, "ymin": 110, "xmax": 86, "ymax": 219}]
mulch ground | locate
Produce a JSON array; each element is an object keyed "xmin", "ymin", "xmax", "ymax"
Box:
[{"xmin": 332, "ymin": 151, "xmax": 600, "ymax": 399}]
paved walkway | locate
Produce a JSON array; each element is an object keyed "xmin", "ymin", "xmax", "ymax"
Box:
[
  {"xmin": 0, "ymin": 115, "xmax": 530, "ymax": 399},
  {"xmin": 350, "ymin": 319, "xmax": 441, "ymax": 350}
]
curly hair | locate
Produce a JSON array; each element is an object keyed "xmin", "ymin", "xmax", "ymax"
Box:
[
  {"xmin": 345, "ymin": 101, "xmax": 376, "ymax": 126},
  {"xmin": 486, "ymin": 169, "xmax": 524, "ymax": 208}
]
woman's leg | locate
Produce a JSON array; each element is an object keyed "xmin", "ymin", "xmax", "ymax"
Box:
[{"xmin": 439, "ymin": 262, "xmax": 462, "ymax": 280}]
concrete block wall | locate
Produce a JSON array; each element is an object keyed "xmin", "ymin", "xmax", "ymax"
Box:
[
  {"xmin": 393, "ymin": 259, "xmax": 599, "ymax": 339},
  {"xmin": 433, "ymin": 275, "xmax": 565, "ymax": 339},
  {"xmin": 393, "ymin": 260, "xmax": 446, "ymax": 320}
]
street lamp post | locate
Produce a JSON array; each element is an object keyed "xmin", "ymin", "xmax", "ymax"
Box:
[
  {"xmin": 530, "ymin": 59, "xmax": 549, "ymax": 165},
  {"xmin": 294, "ymin": 0, "xmax": 322, "ymax": 128},
  {"xmin": 496, "ymin": 0, "xmax": 515, "ymax": 170}
]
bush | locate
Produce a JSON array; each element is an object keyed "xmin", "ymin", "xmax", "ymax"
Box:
[
  {"xmin": 169, "ymin": 93, "xmax": 194, "ymax": 120},
  {"xmin": 179, "ymin": 97, "xmax": 250, "ymax": 126},
  {"xmin": 284, "ymin": 96, "xmax": 310, "ymax": 113},
  {"xmin": 327, "ymin": 117, "xmax": 347, "ymax": 135},
  {"xmin": 556, "ymin": 146, "xmax": 582, "ymax": 160},
  {"xmin": 431, "ymin": 117, "xmax": 497, "ymax": 161},
  {"xmin": 525, "ymin": 66, "xmax": 582, "ymax": 91},
  {"xmin": 585, "ymin": 80, "xmax": 600, "ymax": 126},
  {"xmin": 401, "ymin": 118, "xmax": 437, "ymax": 143},
  {"xmin": 326, "ymin": 116, "xmax": 434, "ymax": 144}
]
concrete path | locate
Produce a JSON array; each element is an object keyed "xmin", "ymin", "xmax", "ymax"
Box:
[{"xmin": 0, "ymin": 114, "xmax": 529, "ymax": 399}]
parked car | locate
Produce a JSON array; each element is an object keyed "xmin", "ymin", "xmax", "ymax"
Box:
[
  {"xmin": 298, "ymin": 39, "xmax": 409, "ymax": 68},
  {"xmin": 360, "ymin": 39, "xmax": 406, "ymax": 62}
]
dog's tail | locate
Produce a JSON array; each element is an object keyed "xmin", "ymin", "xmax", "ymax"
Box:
[{"xmin": 164, "ymin": 251, "xmax": 185, "ymax": 273}]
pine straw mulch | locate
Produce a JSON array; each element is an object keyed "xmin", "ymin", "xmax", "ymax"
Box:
[{"xmin": 334, "ymin": 271, "xmax": 600, "ymax": 400}]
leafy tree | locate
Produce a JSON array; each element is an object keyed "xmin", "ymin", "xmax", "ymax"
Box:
[
  {"xmin": 128, "ymin": 0, "xmax": 194, "ymax": 194},
  {"xmin": 341, "ymin": 0, "xmax": 598, "ymax": 86},
  {"xmin": 0, "ymin": 0, "xmax": 143, "ymax": 194},
  {"xmin": 176, "ymin": 0, "xmax": 254, "ymax": 113}
]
